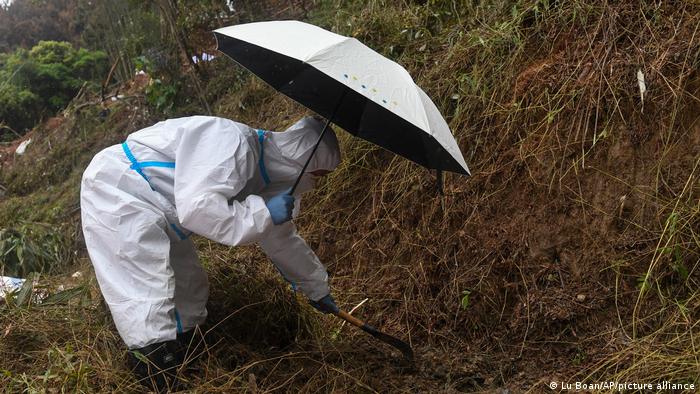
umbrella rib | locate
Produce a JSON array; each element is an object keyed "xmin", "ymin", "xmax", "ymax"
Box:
[{"xmin": 302, "ymin": 36, "xmax": 353, "ymax": 64}]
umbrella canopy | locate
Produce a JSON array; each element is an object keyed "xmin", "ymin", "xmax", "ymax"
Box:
[{"xmin": 214, "ymin": 20, "xmax": 470, "ymax": 176}]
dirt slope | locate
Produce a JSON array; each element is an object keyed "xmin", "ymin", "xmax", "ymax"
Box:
[{"xmin": 1, "ymin": 1, "xmax": 699, "ymax": 392}]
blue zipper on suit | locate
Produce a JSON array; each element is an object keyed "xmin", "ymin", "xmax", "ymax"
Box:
[{"xmin": 121, "ymin": 141, "xmax": 190, "ymax": 240}]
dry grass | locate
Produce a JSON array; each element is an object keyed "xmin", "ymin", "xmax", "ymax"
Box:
[{"xmin": 1, "ymin": 0, "xmax": 699, "ymax": 392}]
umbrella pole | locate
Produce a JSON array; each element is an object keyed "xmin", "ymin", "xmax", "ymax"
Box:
[{"xmin": 289, "ymin": 89, "xmax": 348, "ymax": 194}]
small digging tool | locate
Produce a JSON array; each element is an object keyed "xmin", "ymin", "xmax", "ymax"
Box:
[{"xmin": 334, "ymin": 309, "xmax": 415, "ymax": 362}]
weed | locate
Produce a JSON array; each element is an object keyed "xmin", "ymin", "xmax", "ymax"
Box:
[
  {"xmin": 0, "ymin": 224, "xmax": 72, "ymax": 277},
  {"xmin": 1, "ymin": 0, "xmax": 699, "ymax": 391},
  {"xmin": 460, "ymin": 290, "xmax": 471, "ymax": 310},
  {"xmin": 145, "ymin": 78, "xmax": 179, "ymax": 114}
]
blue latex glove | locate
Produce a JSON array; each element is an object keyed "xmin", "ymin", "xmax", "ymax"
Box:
[
  {"xmin": 265, "ymin": 189, "xmax": 295, "ymax": 225},
  {"xmin": 309, "ymin": 294, "xmax": 339, "ymax": 314}
]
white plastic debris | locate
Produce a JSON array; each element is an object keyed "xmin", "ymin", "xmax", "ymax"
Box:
[
  {"xmin": 637, "ymin": 69, "xmax": 646, "ymax": 110},
  {"xmin": 15, "ymin": 138, "xmax": 32, "ymax": 155},
  {"xmin": 0, "ymin": 276, "xmax": 25, "ymax": 299},
  {"xmin": 71, "ymin": 271, "xmax": 83, "ymax": 279},
  {"xmin": 191, "ymin": 52, "xmax": 216, "ymax": 64}
]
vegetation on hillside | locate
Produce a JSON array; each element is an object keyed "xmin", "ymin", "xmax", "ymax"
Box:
[
  {"xmin": 1, "ymin": 0, "xmax": 698, "ymax": 392},
  {"xmin": 0, "ymin": 0, "xmax": 82, "ymax": 53},
  {"xmin": 0, "ymin": 40, "xmax": 107, "ymax": 136}
]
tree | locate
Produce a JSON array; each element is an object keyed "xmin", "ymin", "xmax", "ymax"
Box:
[
  {"xmin": 0, "ymin": 0, "xmax": 82, "ymax": 53},
  {"xmin": 0, "ymin": 41, "xmax": 108, "ymax": 136}
]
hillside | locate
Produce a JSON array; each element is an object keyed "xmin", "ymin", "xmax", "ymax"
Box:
[{"xmin": 1, "ymin": 1, "xmax": 699, "ymax": 392}]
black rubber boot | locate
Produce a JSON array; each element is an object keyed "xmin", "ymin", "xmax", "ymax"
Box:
[
  {"xmin": 176, "ymin": 330, "xmax": 195, "ymax": 351},
  {"xmin": 128, "ymin": 340, "xmax": 183, "ymax": 393},
  {"xmin": 176, "ymin": 328, "xmax": 206, "ymax": 367}
]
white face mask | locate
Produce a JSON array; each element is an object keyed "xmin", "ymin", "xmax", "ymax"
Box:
[
  {"xmin": 267, "ymin": 117, "xmax": 341, "ymax": 175},
  {"xmin": 258, "ymin": 117, "xmax": 339, "ymax": 201}
]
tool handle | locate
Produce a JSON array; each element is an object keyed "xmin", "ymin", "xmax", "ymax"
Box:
[
  {"xmin": 336, "ymin": 309, "xmax": 365, "ymax": 328},
  {"xmin": 336, "ymin": 309, "xmax": 382, "ymax": 338},
  {"xmin": 334, "ymin": 309, "xmax": 414, "ymax": 361}
]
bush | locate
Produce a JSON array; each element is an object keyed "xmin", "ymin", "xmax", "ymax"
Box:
[
  {"xmin": 0, "ymin": 84, "xmax": 41, "ymax": 137},
  {"xmin": 144, "ymin": 78, "xmax": 179, "ymax": 114},
  {"xmin": 0, "ymin": 224, "xmax": 72, "ymax": 277},
  {"xmin": 0, "ymin": 41, "xmax": 108, "ymax": 134}
]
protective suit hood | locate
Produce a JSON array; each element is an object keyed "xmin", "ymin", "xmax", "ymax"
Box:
[{"xmin": 264, "ymin": 117, "xmax": 340, "ymax": 194}]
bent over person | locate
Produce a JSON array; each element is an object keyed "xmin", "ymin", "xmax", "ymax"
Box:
[{"xmin": 80, "ymin": 116, "xmax": 341, "ymax": 391}]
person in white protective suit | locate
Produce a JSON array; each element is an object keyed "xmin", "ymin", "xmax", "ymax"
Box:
[{"xmin": 80, "ymin": 116, "xmax": 341, "ymax": 391}]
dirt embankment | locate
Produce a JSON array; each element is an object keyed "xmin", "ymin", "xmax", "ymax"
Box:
[{"xmin": 1, "ymin": 1, "xmax": 699, "ymax": 392}]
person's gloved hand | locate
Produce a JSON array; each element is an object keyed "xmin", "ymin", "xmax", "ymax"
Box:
[
  {"xmin": 265, "ymin": 189, "xmax": 294, "ymax": 225},
  {"xmin": 309, "ymin": 294, "xmax": 339, "ymax": 314}
]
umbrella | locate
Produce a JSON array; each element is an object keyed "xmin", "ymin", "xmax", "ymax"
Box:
[
  {"xmin": 213, "ymin": 20, "xmax": 470, "ymax": 192},
  {"xmin": 214, "ymin": 20, "xmax": 470, "ymax": 361}
]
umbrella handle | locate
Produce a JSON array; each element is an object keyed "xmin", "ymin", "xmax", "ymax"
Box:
[{"xmin": 289, "ymin": 88, "xmax": 348, "ymax": 195}]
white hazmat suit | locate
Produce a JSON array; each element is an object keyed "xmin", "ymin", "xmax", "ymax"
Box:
[{"xmin": 80, "ymin": 116, "xmax": 340, "ymax": 349}]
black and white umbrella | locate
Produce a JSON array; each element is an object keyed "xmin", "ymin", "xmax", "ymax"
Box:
[{"xmin": 214, "ymin": 20, "xmax": 470, "ymax": 190}]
